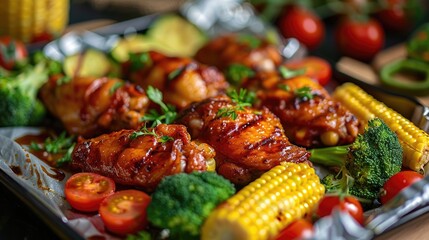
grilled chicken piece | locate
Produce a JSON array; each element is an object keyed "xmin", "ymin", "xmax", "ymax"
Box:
[
  {"xmin": 126, "ymin": 51, "xmax": 228, "ymax": 110},
  {"xmin": 257, "ymin": 75, "xmax": 360, "ymax": 147},
  {"xmin": 40, "ymin": 76, "xmax": 149, "ymax": 138},
  {"xmin": 194, "ymin": 34, "xmax": 282, "ymax": 72},
  {"xmin": 176, "ymin": 95, "xmax": 310, "ymax": 186},
  {"xmin": 70, "ymin": 124, "xmax": 215, "ymax": 192}
]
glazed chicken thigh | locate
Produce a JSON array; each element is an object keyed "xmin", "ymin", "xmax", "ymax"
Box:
[
  {"xmin": 40, "ymin": 76, "xmax": 149, "ymax": 138},
  {"xmin": 126, "ymin": 51, "xmax": 229, "ymax": 110},
  {"xmin": 70, "ymin": 124, "xmax": 215, "ymax": 192},
  {"xmin": 176, "ymin": 95, "xmax": 310, "ymax": 186}
]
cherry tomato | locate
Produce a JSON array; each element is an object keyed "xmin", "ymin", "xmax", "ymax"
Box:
[
  {"xmin": 316, "ymin": 195, "xmax": 364, "ymax": 225},
  {"xmin": 99, "ymin": 189, "xmax": 151, "ymax": 236},
  {"xmin": 0, "ymin": 36, "xmax": 28, "ymax": 70},
  {"xmin": 275, "ymin": 219, "xmax": 314, "ymax": 240},
  {"xmin": 380, "ymin": 171, "xmax": 424, "ymax": 205},
  {"xmin": 377, "ymin": 0, "xmax": 420, "ymax": 32},
  {"xmin": 335, "ymin": 17, "xmax": 384, "ymax": 61},
  {"xmin": 278, "ymin": 5, "xmax": 325, "ymax": 50},
  {"xmin": 284, "ymin": 56, "xmax": 332, "ymax": 86},
  {"xmin": 65, "ymin": 172, "xmax": 116, "ymax": 212}
]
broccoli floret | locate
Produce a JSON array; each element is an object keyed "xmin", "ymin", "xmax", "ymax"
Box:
[
  {"xmin": 0, "ymin": 62, "xmax": 48, "ymax": 126},
  {"xmin": 310, "ymin": 118, "xmax": 403, "ymax": 202},
  {"xmin": 147, "ymin": 171, "xmax": 235, "ymax": 240}
]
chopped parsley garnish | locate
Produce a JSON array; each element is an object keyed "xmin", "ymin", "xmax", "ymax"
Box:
[
  {"xmin": 168, "ymin": 67, "xmax": 185, "ymax": 81},
  {"xmin": 109, "ymin": 81, "xmax": 124, "ymax": 95},
  {"xmin": 225, "ymin": 64, "xmax": 255, "ymax": 86},
  {"xmin": 278, "ymin": 65, "xmax": 306, "ymax": 79},
  {"xmin": 216, "ymin": 89, "xmax": 256, "ymax": 120},
  {"xmin": 141, "ymin": 86, "xmax": 177, "ymax": 127},
  {"xmin": 56, "ymin": 75, "xmax": 72, "ymax": 86},
  {"xmin": 238, "ymin": 34, "xmax": 262, "ymax": 49},
  {"xmin": 294, "ymin": 86, "xmax": 315, "ymax": 101},
  {"xmin": 29, "ymin": 131, "xmax": 76, "ymax": 167},
  {"xmin": 278, "ymin": 83, "xmax": 290, "ymax": 91},
  {"xmin": 129, "ymin": 52, "xmax": 151, "ymax": 71},
  {"xmin": 130, "ymin": 124, "xmax": 174, "ymax": 143}
]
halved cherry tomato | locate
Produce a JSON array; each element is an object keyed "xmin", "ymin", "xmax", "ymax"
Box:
[
  {"xmin": 316, "ymin": 195, "xmax": 364, "ymax": 225},
  {"xmin": 0, "ymin": 36, "xmax": 28, "ymax": 70},
  {"xmin": 275, "ymin": 219, "xmax": 314, "ymax": 240},
  {"xmin": 284, "ymin": 56, "xmax": 332, "ymax": 86},
  {"xmin": 278, "ymin": 5, "xmax": 325, "ymax": 50},
  {"xmin": 335, "ymin": 17, "xmax": 384, "ymax": 61},
  {"xmin": 380, "ymin": 171, "xmax": 424, "ymax": 205},
  {"xmin": 65, "ymin": 172, "xmax": 116, "ymax": 212},
  {"xmin": 99, "ymin": 189, "xmax": 151, "ymax": 236}
]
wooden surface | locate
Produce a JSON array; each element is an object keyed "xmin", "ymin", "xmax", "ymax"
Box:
[{"xmin": 376, "ymin": 211, "xmax": 429, "ymax": 240}]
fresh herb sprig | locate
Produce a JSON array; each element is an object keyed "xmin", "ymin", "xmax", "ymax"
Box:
[
  {"xmin": 294, "ymin": 86, "xmax": 315, "ymax": 101},
  {"xmin": 130, "ymin": 124, "xmax": 174, "ymax": 143},
  {"xmin": 142, "ymin": 86, "xmax": 177, "ymax": 127},
  {"xmin": 225, "ymin": 64, "xmax": 255, "ymax": 86},
  {"xmin": 217, "ymin": 89, "xmax": 256, "ymax": 120},
  {"xmin": 29, "ymin": 131, "xmax": 76, "ymax": 167},
  {"xmin": 278, "ymin": 65, "xmax": 306, "ymax": 79}
]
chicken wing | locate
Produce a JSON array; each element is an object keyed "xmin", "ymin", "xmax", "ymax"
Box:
[
  {"xmin": 125, "ymin": 51, "xmax": 229, "ymax": 110},
  {"xmin": 176, "ymin": 95, "xmax": 310, "ymax": 186},
  {"xmin": 40, "ymin": 76, "xmax": 149, "ymax": 138},
  {"xmin": 194, "ymin": 34, "xmax": 282, "ymax": 72},
  {"xmin": 257, "ymin": 75, "xmax": 360, "ymax": 147},
  {"xmin": 70, "ymin": 124, "xmax": 215, "ymax": 192}
]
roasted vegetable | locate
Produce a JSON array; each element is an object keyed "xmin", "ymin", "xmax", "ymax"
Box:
[
  {"xmin": 407, "ymin": 23, "xmax": 429, "ymax": 63},
  {"xmin": 0, "ymin": 62, "xmax": 48, "ymax": 126},
  {"xmin": 309, "ymin": 118, "xmax": 403, "ymax": 201},
  {"xmin": 201, "ymin": 162, "xmax": 324, "ymax": 240},
  {"xmin": 333, "ymin": 82, "xmax": 429, "ymax": 172},
  {"xmin": 147, "ymin": 171, "xmax": 235, "ymax": 239}
]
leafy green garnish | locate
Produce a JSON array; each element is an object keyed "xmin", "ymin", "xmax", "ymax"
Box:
[
  {"xmin": 130, "ymin": 52, "xmax": 151, "ymax": 71},
  {"xmin": 126, "ymin": 230, "xmax": 152, "ymax": 240},
  {"xmin": 278, "ymin": 83, "xmax": 290, "ymax": 91},
  {"xmin": 141, "ymin": 86, "xmax": 177, "ymax": 127},
  {"xmin": 29, "ymin": 131, "xmax": 76, "ymax": 166},
  {"xmin": 216, "ymin": 89, "xmax": 256, "ymax": 120},
  {"xmin": 168, "ymin": 67, "xmax": 185, "ymax": 81},
  {"xmin": 225, "ymin": 64, "xmax": 255, "ymax": 86},
  {"xmin": 278, "ymin": 65, "xmax": 306, "ymax": 79},
  {"xmin": 130, "ymin": 124, "xmax": 174, "ymax": 143},
  {"xmin": 56, "ymin": 75, "xmax": 72, "ymax": 86},
  {"xmin": 109, "ymin": 81, "xmax": 124, "ymax": 95},
  {"xmin": 238, "ymin": 34, "xmax": 262, "ymax": 49},
  {"xmin": 294, "ymin": 86, "xmax": 315, "ymax": 101}
]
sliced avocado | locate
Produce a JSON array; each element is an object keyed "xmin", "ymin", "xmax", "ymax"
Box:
[
  {"xmin": 64, "ymin": 49, "xmax": 112, "ymax": 78},
  {"xmin": 110, "ymin": 34, "xmax": 154, "ymax": 63},
  {"xmin": 146, "ymin": 14, "xmax": 208, "ymax": 57},
  {"xmin": 380, "ymin": 59, "xmax": 429, "ymax": 96}
]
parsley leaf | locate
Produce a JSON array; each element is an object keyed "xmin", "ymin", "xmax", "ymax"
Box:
[
  {"xmin": 216, "ymin": 89, "xmax": 256, "ymax": 120},
  {"xmin": 130, "ymin": 52, "xmax": 151, "ymax": 71},
  {"xmin": 238, "ymin": 34, "xmax": 262, "ymax": 49},
  {"xmin": 109, "ymin": 81, "xmax": 124, "ymax": 95},
  {"xmin": 130, "ymin": 124, "xmax": 174, "ymax": 143},
  {"xmin": 56, "ymin": 75, "xmax": 72, "ymax": 86},
  {"xmin": 225, "ymin": 64, "xmax": 255, "ymax": 86},
  {"xmin": 142, "ymin": 86, "xmax": 177, "ymax": 127},
  {"xmin": 278, "ymin": 83, "xmax": 290, "ymax": 91},
  {"xmin": 168, "ymin": 67, "xmax": 185, "ymax": 81},
  {"xmin": 29, "ymin": 131, "xmax": 76, "ymax": 166},
  {"xmin": 294, "ymin": 86, "xmax": 315, "ymax": 101},
  {"xmin": 278, "ymin": 66, "xmax": 306, "ymax": 79}
]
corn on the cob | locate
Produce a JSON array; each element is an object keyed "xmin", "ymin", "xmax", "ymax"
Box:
[
  {"xmin": 0, "ymin": 0, "xmax": 69, "ymax": 43},
  {"xmin": 201, "ymin": 162, "xmax": 325, "ymax": 240},
  {"xmin": 333, "ymin": 82, "xmax": 429, "ymax": 172}
]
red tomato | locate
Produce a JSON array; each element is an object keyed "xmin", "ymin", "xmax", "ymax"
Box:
[
  {"xmin": 335, "ymin": 17, "xmax": 384, "ymax": 61},
  {"xmin": 0, "ymin": 36, "xmax": 28, "ymax": 70},
  {"xmin": 275, "ymin": 219, "xmax": 314, "ymax": 240},
  {"xmin": 65, "ymin": 172, "xmax": 116, "ymax": 212},
  {"xmin": 377, "ymin": 0, "xmax": 416, "ymax": 31},
  {"xmin": 380, "ymin": 171, "xmax": 424, "ymax": 205},
  {"xmin": 99, "ymin": 189, "xmax": 151, "ymax": 236},
  {"xmin": 278, "ymin": 5, "xmax": 325, "ymax": 50},
  {"xmin": 316, "ymin": 195, "xmax": 364, "ymax": 225},
  {"xmin": 284, "ymin": 56, "xmax": 332, "ymax": 86}
]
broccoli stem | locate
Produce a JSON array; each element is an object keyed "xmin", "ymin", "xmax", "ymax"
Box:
[{"xmin": 308, "ymin": 144, "xmax": 351, "ymax": 167}]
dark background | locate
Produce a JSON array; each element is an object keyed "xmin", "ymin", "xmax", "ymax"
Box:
[{"xmin": 0, "ymin": 1, "xmax": 428, "ymax": 239}]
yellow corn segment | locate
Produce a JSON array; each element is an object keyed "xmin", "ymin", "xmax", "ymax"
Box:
[
  {"xmin": 333, "ymin": 82, "xmax": 429, "ymax": 172},
  {"xmin": 201, "ymin": 162, "xmax": 325, "ymax": 240},
  {"xmin": 0, "ymin": 0, "xmax": 69, "ymax": 43}
]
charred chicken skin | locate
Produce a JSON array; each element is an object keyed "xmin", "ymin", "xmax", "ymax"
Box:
[
  {"xmin": 176, "ymin": 95, "xmax": 310, "ymax": 186},
  {"xmin": 126, "ymin": 51, "xmax": 229, "ymax": 110},
  {"xmin": 194, "ymin": 34, "xmax": 282, "ymax": 72},
  {"xmin": 257, "ymin": 75, "xmax": 360, "ymax": 147},
  {"xmin": 70, "ymin": 124, "xmax": 215, "ymax": 192},
  {"xmin": 40, "ymin": 76, "xmax": 149, "ymax": 138}
]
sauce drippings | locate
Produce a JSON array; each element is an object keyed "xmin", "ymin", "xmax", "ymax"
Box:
[
  {"xmin": 9, "ymin": 165, "xmax": 22, "ymax": 175},
  {"xmin": 41, "ymin": 165, "xmax": 66, "ymax": 181}
]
